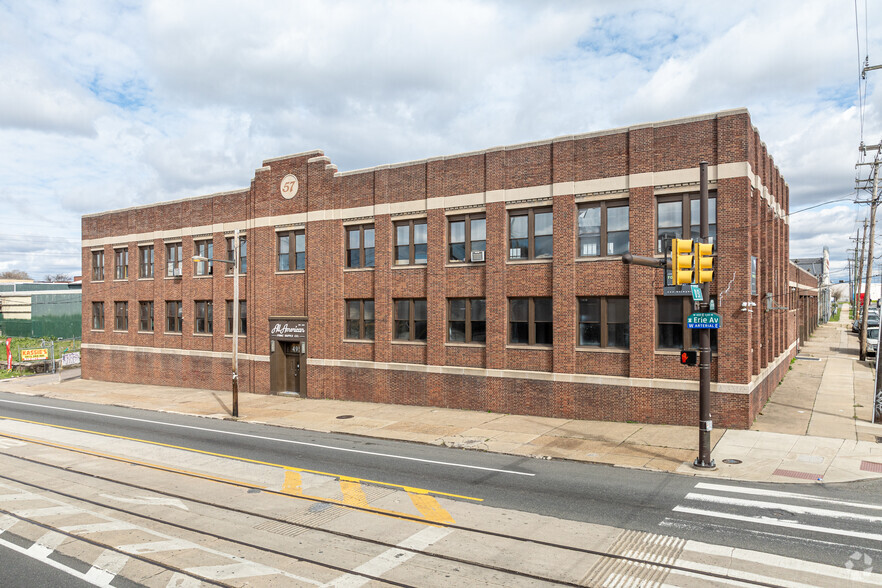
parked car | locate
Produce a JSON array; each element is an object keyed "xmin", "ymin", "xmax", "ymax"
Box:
[{"xmin": 868, "ymin": 327, "xmax": 879, "ymax": 356}]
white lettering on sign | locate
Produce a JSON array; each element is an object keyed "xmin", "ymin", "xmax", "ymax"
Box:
[
  {"xmin": 280, "ymin": 174, "xmax": 299, "ymax": 199},
  {"xmin": 271, "ymin": 323, "xmax": 306, "ymax": 337}
]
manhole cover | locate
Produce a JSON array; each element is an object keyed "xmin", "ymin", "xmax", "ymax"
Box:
[
  {"xmin": 722, "ymin": 459, "xmax": 742, "ymax": 464},
  {"xmin": 336, "ymin": 415, "xmax": 354, "ymax": 419},
  {"xmin": 247, "ymin": 488, "xmax": 261, "ymax": 494}
]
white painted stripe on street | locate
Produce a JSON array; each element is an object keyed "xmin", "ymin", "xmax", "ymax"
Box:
[
  {"xmin": 694, "ymin": 482, "xmax": 882, "ymax": 510},
  {"xmin": 61, "ymin": 521, "xmax": 139, "ymax": 534},
  {"xmin": 14, "ymin": 505, "xmax": 83, "ymax": 518},
  {"xmin": 0, "ymin": 535, "xmax": 101, "ymax": 586},
  {"xmin": 85, "ymin": 550, "xmax": 129, "ymax": 586},
  {"xmin": 0, "ymin": 514, "xmax": 17, "ymax": 533},
  {"xmin": 165, "ymin": 573, "xmax": 205, "ymax": 587},
  {"xmin": 684, "ymin": 492, "xmax": 882, "ymax": 523},
  {"xmin": 27, "ymin": 530, "xmax": 67, "ymax": 558},
  {"xmin": 185, "ymin": 562, "xmax": 281, "ymax": 580},
  {"xmin": 326, "ymin": 526, "xmax": 453, "ymax": 588},
  {"xmin": 0, "ymin": 492, "xmax": 37, "ymax": 502},
  {"xmin": 672, "ymin": 505, "xmax": 882, "ymax": 542},
  {"xmin": 0, "ymin": 397, "xmax": 535, "ymax": 476},
  {"xmin": 118, "ymin": 538, "xmax": 198, "ymax": 554}
]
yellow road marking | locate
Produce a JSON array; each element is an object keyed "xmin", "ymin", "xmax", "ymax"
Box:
[
  {"xmin": 281, "ymin": 470, "xmax": 302, "ymax": 495},
  {"xmin": 0, "ymin": 415, "xmax": 480, "ymax": 501},
  {"xmin": 409, "ymin": 492, "xmax": 456, "ymax": 525},
  {"xmin": 339, "ymin": 479, "xmax": 370, "ymax": 508}
]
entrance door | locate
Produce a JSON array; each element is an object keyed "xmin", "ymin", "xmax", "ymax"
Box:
[{"xmin": 285, "ymin": 342, "xmax": 301, "ymax": 395}]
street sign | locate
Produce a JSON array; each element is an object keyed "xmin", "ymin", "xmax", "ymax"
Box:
[
  {"xmin": 687, "ymin": 312, "xmax": 720, "ymax": 329},
  {"xmin": 690, "ymin": 285, "xmax": 703, "ymax": 301}
]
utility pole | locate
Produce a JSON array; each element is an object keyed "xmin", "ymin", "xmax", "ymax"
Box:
[
  {"xmin": 856, "ymin": 222, "xmax": 868, "ymax": 313},
  {"xmin": 860, "ymin": 162, "xmax": 879, "ymax": 361},
  {"xmin": 694, "ymin": 161, "xmax": 714, "ymax": 469}
]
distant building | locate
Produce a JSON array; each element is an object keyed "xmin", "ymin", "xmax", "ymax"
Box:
[
  {"xmin": 0, "ymin": 282, "xmax": 82, "ymax": 338},
  {"xmin": 792, "ymin": 248, "xmax": 831, "ymax": 323}
]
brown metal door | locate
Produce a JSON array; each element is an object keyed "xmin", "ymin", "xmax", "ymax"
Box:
[{"xmin": 285, "ymin": 342, "xmax": 301, "ymax": 394}]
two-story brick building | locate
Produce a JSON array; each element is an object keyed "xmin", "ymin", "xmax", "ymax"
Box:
[{"xmin": 81, "ymin": 108, "xmax": 814, "ymax": 428}]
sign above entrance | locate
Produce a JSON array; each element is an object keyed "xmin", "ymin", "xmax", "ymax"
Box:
[
  {"xmin": 269, "ymin": 317, "xmax": 307, "ymax": 341},
  {"xmin": 280, "ymin": 174, "xmax": 299, "ymax": 199}
]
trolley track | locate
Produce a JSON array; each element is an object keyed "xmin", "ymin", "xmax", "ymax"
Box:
[{"xmin": 0, "ymin": 429, "xmax": 784, "ymax": 587}]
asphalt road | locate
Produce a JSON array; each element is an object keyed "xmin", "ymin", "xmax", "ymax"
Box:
[{"xmin": 1, "ymin": 390, "xmax": 881, "ymax": 572}]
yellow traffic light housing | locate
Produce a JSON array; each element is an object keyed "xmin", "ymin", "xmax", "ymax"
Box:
[
  {"xmin": 695, "ymin": 242, "xmax": 714, "ymax": 283},
  {"xmin": 672, "ymin": 238, "xmax": 694, "ymax": 285}
]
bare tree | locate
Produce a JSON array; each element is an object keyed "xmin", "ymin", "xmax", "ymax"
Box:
[
  {"xmin": 0, "ymin": 270, "xmax": 30, "ymax": 280},
  {"xmin": 44, "ymin": 273, "xmax": 72, "ymax": 283}
]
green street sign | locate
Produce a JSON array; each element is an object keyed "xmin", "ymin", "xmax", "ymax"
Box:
[{"xmin": 688, "ymin": 312, "xmax": 720, "ymax": 329}]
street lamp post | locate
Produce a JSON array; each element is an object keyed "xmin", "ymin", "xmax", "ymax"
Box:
[{"xmin": 192, "ymin": 228, "xmax": 240, "ymax": 417}]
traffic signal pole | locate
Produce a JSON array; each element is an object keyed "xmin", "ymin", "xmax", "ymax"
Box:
[{"xmin": 694, "ymin": 161, "xmax": 715, "ymax": 469}]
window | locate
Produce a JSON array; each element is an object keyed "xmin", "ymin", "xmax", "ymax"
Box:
[
  {"xmin": 509, "ymin": 208, "xmax": 552, "ymax": 260},
  {"xmin": 394, "ymin": 299, "xmax": 427, "ymax": 341},
  {"xmin": 139, "ymin": 301, "xmax": 154, "ymax": 332},
  {"xmin": 395, "ymin": 220, "xmax": 427, "ymax": 265},
  {"xmin": 278, "ymin": 230, "xmax": 305, "ymax": 271},
  {"xmin": 448, "ymin": 298, "xmax": 486, "ymax": 343},
  {"xmin": 657, "ymin": 297, "xmax": 717, "ymax": 351},
  {"xmin": 578, "ymin": 202, "xmax": 629, "ymax": 257},
  {"xmin": 345, "ymin": 300, "xmax": 375, "ymax": 340},
  {"xmin": 166, "ymin": 301, "xmax": 182, "ymax": 333},
  {"xmin": 509, "ymin": 297, "xmax": 553, "ymax": 345},
  {"xmin": 91, "ymin": 251, "xmax": 104, "ymax": 281},
  {"xmin": 194, "ymin": 240, "xmax": 213, "ymax": 276},
  {"xmin": 578, "ymin": 297, "xmax": 629, "ymax": 348},
  {"xmin": 113, "ymin": 248, "xmax": 128, "ymax": 280},
  {"xmin": 657, "ymin": 194, "xmax": 717, "ymax": 252},
  {"xmin": 225, "ymin": 300, "xmax": 247, "ymax": 335},
  {"xmin": 166, "ymin": 243, "xmax": 182, "ymax": 277},
  {"xmin": 91, "ymin": 302, "xmax": 104, "ymax": 330},
  {"xmin": 139, "ymin": 245, "xmax": 154, "ymax": 278},
  {"xmin": 194, "ymin": 301, "xmax": 213, "ymax": 334},
  {"xmin": 346, "ymin": 225, "xmax": 375, "ymax": 268},
  {"xmin": 449, "ymin": 214, "xmax": 486, "ymax": 262},
  {"xmin": 226, "ymin": 236, "xmax": 247, "ymax": 274},
  {"xmin": 114, "ymin": 301, "xmax": 128, "ymax": 331}
]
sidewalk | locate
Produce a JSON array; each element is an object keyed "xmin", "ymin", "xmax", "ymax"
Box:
[{"xmin": 2, "ymin": 306, "xmax": 882, "ymax": 485}]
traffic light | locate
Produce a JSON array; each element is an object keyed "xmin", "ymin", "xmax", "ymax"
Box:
[
  {"xmin": 695, "ymin": 242, "xmax": 714, "ymax": 283},
  {"xmin": 680, "ymin": 350, "xmax": 697, "ymax": 366},
  {"xmin": 672, "ymin": 238, "xmax": 694, "ymax": 285}
]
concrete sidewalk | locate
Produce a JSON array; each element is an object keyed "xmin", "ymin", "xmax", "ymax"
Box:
[{"xmin": 2, "ymin": 305, "xmax": 882, "ymax": 485}]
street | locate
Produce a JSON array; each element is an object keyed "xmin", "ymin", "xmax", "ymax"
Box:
[{"xmin": 1, "ymin": 392, "xmax": 881, "ymax": 586}]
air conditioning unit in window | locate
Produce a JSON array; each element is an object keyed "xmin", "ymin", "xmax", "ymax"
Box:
[
  {"xmin": 470, "ymin": 250, "xmax": 485, "ymax": 263},
  {"xmin": 173, "ymin": 267, "xmax": 182, "ymax": 277}
]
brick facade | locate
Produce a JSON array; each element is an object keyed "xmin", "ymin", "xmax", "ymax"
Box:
[{"xmin": 81, "ymin": 108, "xmax": 810, "ymax": 428}]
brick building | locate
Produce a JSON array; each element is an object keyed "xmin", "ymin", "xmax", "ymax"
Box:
[{"xmin": 81, "ymin": 108, "xmax": 813, "ymax": 428}]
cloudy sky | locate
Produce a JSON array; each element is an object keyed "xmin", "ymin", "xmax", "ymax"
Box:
[{"xmin": 1, "ymin": 0, "xmax": 879, "ymax": 283}]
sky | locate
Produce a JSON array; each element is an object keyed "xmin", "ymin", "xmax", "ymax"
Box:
[{"xmin": 1, "ymin": 0, "xmax": 880, "ymax": 285}]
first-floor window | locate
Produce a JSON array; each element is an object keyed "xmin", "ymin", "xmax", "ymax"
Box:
[
  {"xmin": 509, "ymin": 297, "xmax": 553, "ymax": 345},
  {"xmin": 114, "ymin": 301, "xmax": 128, "ymax": 331},
  {"xmin": 92, "ymin": 302, "xmax": 104, "ymax": 330},
  {"xmin": 225, "ymin": 300, "xmax": 247, "ymax": 335},
  {"xmin": 194, "ymin": 301, "xmax": 213, "ymax": 334},
  {"xmin": 448, "ymin": 298, "xmax": 486, "ymax": 343},
  {"xmin": 578, "ymin": 297, "xmax": 629, "ymax": 348},
  {"xmin": 394, "ymin": 299, "xmax": 427, "ymax": 341},
  {"xmin": 139, "ymin": 301, "xmax": 154, "ymax": 332},
  {"xmin": 345, "ymin": 299, "xmax": 375, "ymax": 340},
  {"xmin": 166, "ymin": 301, "xmax": 182, "ymax": 333},
  {"xmin": 657, "ymin": 297, "xmax": 717, "ymax": 351}
]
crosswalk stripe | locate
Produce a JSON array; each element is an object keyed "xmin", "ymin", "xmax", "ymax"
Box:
[
  {"xmin": 118, "ymin": 539, "xmax": 198, "ymax": 554},
  {"xmin": 27, "ymin": 530, "xmax": 67, "ymax": 558},
  {"xmin": 694, "ymin": 482, "xmax": 882, "ymax": 510},
  {"xmin": 13, "ymin": 505, "xmax": 82, "ymax": 518},
  {"xmin": 60, "ymin": 521, "xmax": 139, "ymax": 534},
  {"xmin": 672, "ymin": 505, "xmax": 882, "ymax": 542},
  {"xmin": 85, "ymin": 550, "xmax": 129, "ymax": 586},
  {"xmin": 684, "ymin": 492, "xmax": 882, "ymax": 523}
]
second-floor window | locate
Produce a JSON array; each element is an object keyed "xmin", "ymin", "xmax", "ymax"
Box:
[
  {"xmin": 448, "ymin": 298, "xmax": 486, "ymax": 343},
  {"xmin": 345, "ymin": 299, "xmax": 375, "ymax": 340},
  {"xmin": 91, "ymin": 250, "xmax": 104, "ymax": 281},
  {"xmin": 166, "ymin": 243, "xmax": 182, "ymax": 277},
  {"xmin": 346, "ymin": 225, "xmax": 375, "ymax": 268},
  {"xmin": 166, "ymin": 301, "xmax": 182, "ymax": 333},
  {"xmin": 194, "ymin": 300, "xmax": 213, "ymax": 334},
  {"xmin": 226, "ymin": 300, "xmax": 247, "ymax": 335},
  {"xmin": 449, "ymin": 215, "xmax": 486, "ymax": 262},
  {"xmin": 657, "ymin": 194, "xmax": 717, "ymax": 253},
  {"xmin": 226, "ymin": 236, "xmax": 247, "ymax": 274},
  {"xmin": 578, "ymin": 201, "xmax": 629, "ymax": 257},
  {"xmin": 578, "ymin": 297, "xmax": 629, "ymax": 348},
  {"xmin": 657, "ymin": 296, "xmax": 717, "ymax": 351},
  {"xmin": 139, "ymin": 301, "xmax": 154, "ymax": 332},
  {"xmin": 509, "ymin": 208, "xmax": 552, "ymax": 260},
  {"xmin": 114, "ymin": 301, "xmax": 128, "ymax": 331},
  {"xmin": 394, "ymin": 299, "xmax": 427, "ymax": 341},
  {"xmin": 114, "ymin": 248, "xmax": 128, "ymax": 280},
  {"xmin": 278, "ymin": 230, "xmax": 305, "ymax": 271},
  {"xmin": 395, "ymin": 220, "xmax": 427, "ymax": 265},
  {"xmin": 92, "ymin": 302, "xmax": 104, "ymax": 330},
  {"xmin": 194, "ymin": 240, "xmax": 213, "ymax": 276},
  {"xmin": 509, "ymin": 297, "xmax": 552, "ymax": 345},
  {"xmin": 139, "ymin": 245, "xmax": 154, "ymax": 278}
]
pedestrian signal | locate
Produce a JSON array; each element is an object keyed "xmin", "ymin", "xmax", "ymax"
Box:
[{"xmin": 680, "ymin": 350, "xmax": 697, "ymax": 366}]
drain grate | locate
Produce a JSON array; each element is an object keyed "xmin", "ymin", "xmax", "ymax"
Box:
[{"xmin": 336, "ymin": 414, "xmax": 354, "ymax": 419}]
